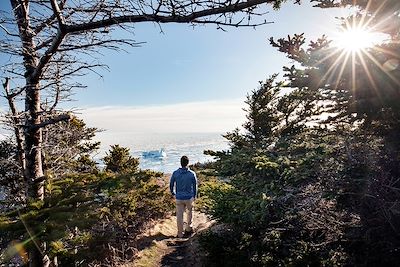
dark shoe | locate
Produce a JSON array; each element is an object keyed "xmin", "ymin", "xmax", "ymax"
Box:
[{"xmin": 183, "ymin": 229, "xmax": 193, "ymax": 237}]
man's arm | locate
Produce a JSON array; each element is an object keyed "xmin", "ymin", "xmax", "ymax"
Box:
[
  {"xmin": 192, "ymin": 173, "xmax": 198, "ymax": 199},
  {"xmin": 169, "ymin": 173, "xmax": 176, "ymax": 196}
]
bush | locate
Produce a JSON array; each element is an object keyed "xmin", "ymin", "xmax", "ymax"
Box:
[
  {"xmin": 103, "ymin": 144, "xmax": 140, "ymax": 173},
  {"xmin": 0, "ymin": 169, "xmax": 174, "ymax": 265}
]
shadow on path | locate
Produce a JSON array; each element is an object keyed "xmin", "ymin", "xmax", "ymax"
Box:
[
  {"xmin": 132, "ymin": 211, "xmax": 214, "ymax": 267},
  {"xmin": 160, "ymin": 238, "xmax": 190, "ymax": 267},
  {"xmin": 136, "ymin": 232, "xmax": 172, "ymax": 251}
]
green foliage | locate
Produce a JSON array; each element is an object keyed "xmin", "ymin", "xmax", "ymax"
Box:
[
  {"xmin": 199, "ymin": 229, "xmax": 259, "ymax": 267},
  {"xmin": 199, "ymin": 3, "xmax": 400, "ymax": 264},
  {"xmin": 243, "ymin": 75, "xmax": 282, "ymax": 148},
  {"xmin": 0, "ymin": 117, "xmax": 101, "ymax": 210},
  {"xmin": 199, "ymin": 129, "xmax": 362, "ymax": 266},
  {"xmin": 103, "ymin": 144, "xmax": 140, "ymax": 173},
  {"xmin": 267, "ymin": 2, "xmax": 400, "ymax": 264},
  {"xmin": 0, "ymin": 169, "xmax": 174, "ymax": 265}
]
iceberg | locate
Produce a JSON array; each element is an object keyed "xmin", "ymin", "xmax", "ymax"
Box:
[{"xmin": 142, "ymin": 148, "xmax": 167, "ymax": 159}]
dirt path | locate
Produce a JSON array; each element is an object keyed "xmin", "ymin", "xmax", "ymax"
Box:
[{"xmin": 128, "ymin": 211, "xmax": 214, "ymax": 267}]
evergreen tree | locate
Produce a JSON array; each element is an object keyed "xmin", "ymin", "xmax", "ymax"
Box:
[
  {"xmin": 1, "ymin": 146, "xmax": 173, "ymax": 266},
  {"xmin": 268, "ymin": 1, "xmax": 400, "ymax": 263},
  {"xmin": 200, "ymin": 2, "xmax": 400, "ymax": 266},
  {"xmin": 103, "ymin": 145, "xmax": 139, "ymax": 174},
  {"xmin": 0, "ymin": 117, "xmax": 100, "ymax": 208},
  {"xmin": 243, "ymin": 75, "xmax": 282, "ymax": 149}
]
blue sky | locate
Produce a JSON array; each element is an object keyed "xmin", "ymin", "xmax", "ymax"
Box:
[
  {"xmin": 73, "ymin": 1, "xmax": 345, "ymax": 107},
  {"xmin": 0, "ymin": 1, "xmax": 348, "ymax": 137}
]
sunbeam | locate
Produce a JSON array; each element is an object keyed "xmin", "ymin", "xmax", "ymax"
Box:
[{"xmin": 334, "ymin": 26, "xmax": 384, "ymax": 52}]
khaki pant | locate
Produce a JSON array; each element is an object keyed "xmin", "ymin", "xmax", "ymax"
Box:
[{"xmin": 176, "ymin": 198, "xmax": 193, "ymax": 237}]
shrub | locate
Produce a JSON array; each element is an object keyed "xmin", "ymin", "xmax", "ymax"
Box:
[{"xmin": 0, "ymin": 170, "xmax": 174, "ymax": 265}]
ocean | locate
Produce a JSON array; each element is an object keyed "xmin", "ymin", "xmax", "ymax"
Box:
[{"xmin": 94, "ymin": 132, "xmax": 229, "ymax": 173}]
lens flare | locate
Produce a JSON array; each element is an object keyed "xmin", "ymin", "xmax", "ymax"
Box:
[{"xmin": 334, "ymin": 26, "xmax": 382, "ymax": 52}]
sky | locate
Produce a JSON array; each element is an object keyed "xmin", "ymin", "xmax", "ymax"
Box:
[
  {"xmin": 0, "ymin": 1, "xmax": 348, "ymax": 138},
  {"xmin": 73, "ymin": 1, "xmax": 344, "ymax": 107}
]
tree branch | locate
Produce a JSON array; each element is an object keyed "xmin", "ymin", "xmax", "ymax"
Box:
[
  {"xmin": 32, "ymin": 29, "xmax": 65, "ymax": 81},
  {"xmin": 0, "ymin": 22, "xmax": 19, "ymax": 37},
  {"xmin": 3, "ymin": 77, "xmax": 26, "ymax": 173},
  {"xmin": 33, "ymin": 0, "xmax": 67, "ymax": 34},
  {"xmin": 5, "ymin": 85, "xmax": 25, "ymax": 99},
  {"xmin": 57, "ymin": 39, "xmax": 143, "ymax": 52},
  {"xmin": 50, "ymin": 0, "xmax": 66, "ymax": 28},
  {"xmin": 65, "ymin": 0, "xmax": 276, "ymax": 33},
  {"xmin": 49, "ymin": 63, "xmax": 62, "ymax": 112},
  {"xmin": 36, "ymin": 37, "xmax": 54, "ymax": 51},
  {"xmin": 193, "ymin": 18, "xmax": 273, "ymax": 27},
  {"xmin": 30, "ymin": 113, "xmax": 72, "ymax": 130}
]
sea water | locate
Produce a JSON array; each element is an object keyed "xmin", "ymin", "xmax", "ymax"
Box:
[{"xmin": 95, "ymin": 132, "xmax": 229, "ymax": 173}]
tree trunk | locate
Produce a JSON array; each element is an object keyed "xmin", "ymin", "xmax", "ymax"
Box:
[
  {"xmin": 10, "ymin": 2, "xmax": 46, "ymax": 265},
  {"xmin": 25, "ymin": 81, "xmax": 45, "ymax": 201},
  {"xmin": 28, "ymin": 246, "xmax": 43, "ymax": 267},
  {"xmin": 24, "ymin": 80, "xmax": 45, "ymax": 267},
  {"xmin": 10, "ymin": 0, "xmax": 45, "ymax": 202}
]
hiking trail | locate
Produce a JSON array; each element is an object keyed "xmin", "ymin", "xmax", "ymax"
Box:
[{"xmin": 127, "ymin": 211, "xmax": 214, "ymax": 267}]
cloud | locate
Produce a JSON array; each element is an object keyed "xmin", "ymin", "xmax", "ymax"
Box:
[
  {"xmin": 0, "ymin": 133, "xmax": 7, "ymax": 141},
  {"xmin": 79, "ymin": 99, "xmax": 246, "ymax": 134},
  {"xmin": 0, "ymin": 108, "xmax": 11, "ymax": 140}
]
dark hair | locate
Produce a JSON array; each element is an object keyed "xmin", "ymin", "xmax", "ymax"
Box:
[{"xmin": 180, "ymin": 155, "xmax": 189, "ymax": 167}]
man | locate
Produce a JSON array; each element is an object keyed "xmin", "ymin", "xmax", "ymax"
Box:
[{"xmin": 169, "ymin": 155, "xmax": 198, "ymax": 238}]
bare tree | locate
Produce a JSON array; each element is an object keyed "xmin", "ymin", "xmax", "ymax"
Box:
[{"xmin": 0, "ymin": 0, "xmax": 286, "ymax": 265}]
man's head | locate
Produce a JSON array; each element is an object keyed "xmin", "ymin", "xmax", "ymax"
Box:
[{"xmin": 180, "ymin": 155, "xmax": 189, "ymax": 168}]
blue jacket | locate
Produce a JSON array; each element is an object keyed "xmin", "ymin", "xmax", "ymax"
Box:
[{"xmin": 169, "ymin": 167, "xmax": 197, "ymax": 200}]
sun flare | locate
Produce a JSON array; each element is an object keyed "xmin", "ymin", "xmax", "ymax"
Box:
[{"xmin": 334, "ymin": 26, "xmax": 383, "ymax": 52}]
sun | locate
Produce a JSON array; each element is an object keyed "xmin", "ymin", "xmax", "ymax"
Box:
[
  {"xmin": 317, "ymin": 12, "xmax": 394, "ymax": 95},
  {"xmin": 333, "ymin": 26, "xmax": 384, "ymax": 52}
]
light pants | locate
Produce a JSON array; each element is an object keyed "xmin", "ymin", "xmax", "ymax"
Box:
[{"xmin": 176, "ymin": 198, "xmax": 193, "ymax": 237}]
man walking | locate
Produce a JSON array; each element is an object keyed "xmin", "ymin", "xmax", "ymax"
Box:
[{"xmin": 169, "ymin": 155, "xmax": 198, "ymax": 238}]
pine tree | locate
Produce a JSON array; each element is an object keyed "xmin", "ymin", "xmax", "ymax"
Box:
[
  {"xmin": 103, "ymin": 145, "xmax": 139, "ymax": 174},
  {"xmin": 200, "ymin": 2, "xmax": 400, "ymax": 265}
]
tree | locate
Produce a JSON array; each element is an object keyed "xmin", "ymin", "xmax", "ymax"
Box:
[
  {"xmin": 200, "ymin": 1, "xmax": 400, "ymax": 265},
  {"xmin": 0, "ymin": 117, "xmax": 99, "ymax": 209},
  {"xmin": 0, "ymin": 138, "xmax": 24, "ymax": 206},
  {"xmin": 206, "ymin": 74, "xmax": 319, "ymax": 176},
  {"xmin": 43, "ymin": 117, "xmax": 100, "ymax": 176},
  {"xmin": 1, "ymin": 1, "xmax": 291, "ymax": 264},
  {"xmin": 0, "ymin": 0, "xmax": 290, "ymax": 205},
  {"xmin": 269, "ymin": 1, "xmax": 400, "ymax": 264},
  {"xmin": 243, "ymin": 75, "xmax": 282, "ymax": 149},
  {"xmin": 0, "ymin": 165, "xmax": 173, "ymax": 266},
  {"xmin": 103, "ymin": 144, "xmax": 139, "ymax": 173},
  {"xmin": 200, "ymin": 75, "xmax": 337, "ymax": 266}
]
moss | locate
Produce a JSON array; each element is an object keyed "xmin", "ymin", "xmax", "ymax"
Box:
[
  {"xmin": 50, "ymin": 240, "xmax": 67, "ymax": 255},
  {"xmin": 72, "ymin": 232, "xmax": 92, "ymax": 245}
]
